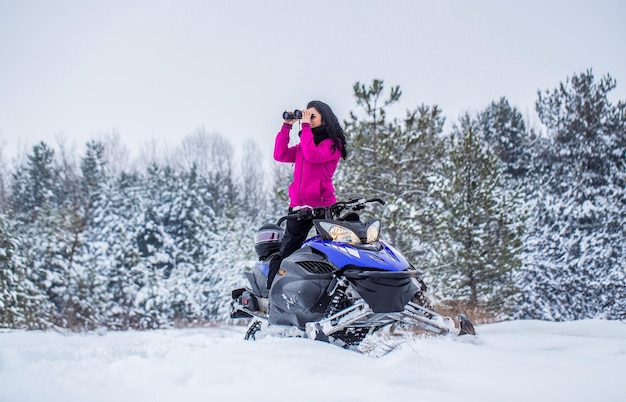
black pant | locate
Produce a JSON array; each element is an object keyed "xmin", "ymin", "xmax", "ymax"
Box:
[{"xmin": 267, "ymin": 215, "xmax": 314, "ymax": 289}]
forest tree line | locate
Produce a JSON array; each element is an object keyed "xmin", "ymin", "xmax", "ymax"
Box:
[{"xmin": 1, "ymin": 69, "xmax": 624, "ymax": 330}]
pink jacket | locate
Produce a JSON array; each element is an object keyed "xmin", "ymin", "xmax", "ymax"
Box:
[{"xmin": 274, "ymin": 122, "xmax": 341, "ymax": 208}]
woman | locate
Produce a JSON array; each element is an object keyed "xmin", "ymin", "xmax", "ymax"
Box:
[{"xmin": 267, "ymin": 100, "xmax": 348, "ymax": 288}]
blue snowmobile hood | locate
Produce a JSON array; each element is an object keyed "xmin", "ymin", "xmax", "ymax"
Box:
[{"xmin": 302, "ymin": 235, "xmax": 409, "ymax": 271}]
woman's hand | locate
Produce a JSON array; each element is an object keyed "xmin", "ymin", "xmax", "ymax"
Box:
[{"xmin": 301, "ymin": 108, "xmax": 313, "ymax": 124}]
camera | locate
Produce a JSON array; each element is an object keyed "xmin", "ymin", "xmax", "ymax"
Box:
[{"xmin": 282, "ymin": 110, "xmax": 303, "ymax": 120}]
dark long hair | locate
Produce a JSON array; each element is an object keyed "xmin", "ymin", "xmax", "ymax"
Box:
[{"xmin": 307, "ymin": 100, "xmax": 348, "ymax": 159}]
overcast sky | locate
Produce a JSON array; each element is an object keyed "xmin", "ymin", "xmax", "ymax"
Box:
[{"xmin": 1, "ymin": 0, "xmax": 625, "ymax": 162}]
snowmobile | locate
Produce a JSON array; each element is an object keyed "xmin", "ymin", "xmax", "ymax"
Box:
[{"xmin": 231, "ymin": 197, "xmax": 475, "ymax": 348}]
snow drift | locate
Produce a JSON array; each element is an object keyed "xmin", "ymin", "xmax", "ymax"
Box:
[{"xmin": 1, "ymin": 319, "xmax": 625, "ymax": 402}]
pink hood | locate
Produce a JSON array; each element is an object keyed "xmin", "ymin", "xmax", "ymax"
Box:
[{"xmin": 274, "ymin": 122, "xmax": 341, "ymax": 208}]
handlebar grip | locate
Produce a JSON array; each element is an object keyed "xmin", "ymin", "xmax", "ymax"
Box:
[{"xmin": 367, "ymin": 198, "xmax": 386, "ymax": 205}]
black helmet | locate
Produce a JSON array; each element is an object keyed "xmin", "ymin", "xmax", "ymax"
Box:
[{"xmin": 254, "ymin": 223, "xmax": 284, "ymax": 258}]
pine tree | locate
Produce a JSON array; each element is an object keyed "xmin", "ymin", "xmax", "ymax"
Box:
[
  {"xmin": 0, "ymin": 213, "xmax": 19, "ymax": 326},
  {"xmin": 239, "ymin": 140, "xmax": 267, "ymax": 221},
  {"xmin": 60, "ymin": 140, "xmax": 116, "ymax": 330},
  {"xmin": 268, "ymin": 162, "xmax": 292, "ymax": 219},
  {"xmin": 130, "ymin": 164, "xmax": 180, "ymax": 328},
  {"xmin": 337, "ymin": 79, "xmax": 447, "ymax": 260},
  {"xmin": 86, "ymin": 166, "xmax": 145, "ymax": 329},
  {"xmin": 478, "ymin": 97, "xmax": 532, "ymax": 180},
  {"xmin": 7, "ymin": 142, "xmax": 84, "ymax": 328},
  {"xmin": 338, "ymin": 79, "xmax": 402, "ymax": 201},
  {"xmin": 0, "ymin": 144, "xmax": 8, "ymax": 211},
  {"xmin": 10, "ymin": 142, "xmax": 58, "ymax": 219},
  {"xmin": 164, "ymin": 166, "xmax": 217, "ymax": 324},
  {"xmin": 517, "ymin": 70, "xmax": 626, "ymax": 320},
  {"xmin": 430, "ymin": 117, "xmax": 522, "ymax": 312},
  {"xmin": 0, "ymin": 213, "xmax": 43, "ymax": 328}
]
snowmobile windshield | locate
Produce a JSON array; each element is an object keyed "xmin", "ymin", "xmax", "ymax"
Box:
[{"xmin": 315, "ymin": 219, "xmax": 380, "ymax": 245}]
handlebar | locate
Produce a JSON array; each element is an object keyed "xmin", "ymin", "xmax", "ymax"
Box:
[{"xmin": 276, "ymin": 197, "xmax": 385, "ymax": 226}]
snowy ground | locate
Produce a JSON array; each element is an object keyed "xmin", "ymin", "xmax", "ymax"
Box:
[{"xmin": 1, "ymin": 320, "xmax": 625, "ymax": 402}]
